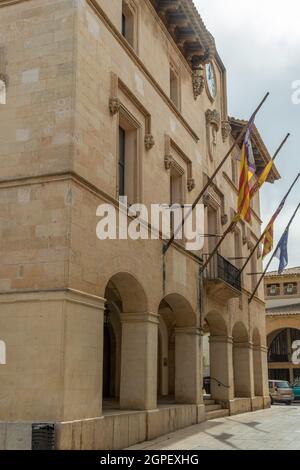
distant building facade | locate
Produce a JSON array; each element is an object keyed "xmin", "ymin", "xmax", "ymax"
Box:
[{"xmin": 265, "ymin": 268, "xmax": 300, "ymax": 383}]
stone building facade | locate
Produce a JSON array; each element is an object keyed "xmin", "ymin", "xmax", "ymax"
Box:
[
  {"xmin": 265, "ymin": 268, "xmax": 300, "ymax": 383},
  {"xmin": 0, "ymin": 0, "xmax": 279, "ymax": 449}
]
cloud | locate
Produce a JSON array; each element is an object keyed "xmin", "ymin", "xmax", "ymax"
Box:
[{"xmin": 194, "ymin": 0, "xmax": 300, "ymax": 267}]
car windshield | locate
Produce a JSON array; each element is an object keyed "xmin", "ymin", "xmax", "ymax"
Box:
[{"xmin": 276, "ymin": 381, "xmax": 290, "ymax": 389}]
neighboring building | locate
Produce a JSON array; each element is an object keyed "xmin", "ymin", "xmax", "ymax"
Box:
[
  {"xmin": 0, "ymin": 0, "xmax": 279, "ymax": 450},
  {"xmin": 265, "ymin": 268, "xmax": 300, "ymax": 383}
]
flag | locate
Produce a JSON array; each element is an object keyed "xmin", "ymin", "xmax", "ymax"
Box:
[
  {"xmin": 275, "ymin": 229, "xmax": 289, "ymax": 274},
  {"xmin": 236, "ymin": 120, "xmax": 254, "ymax": 223},
  {"xmin": 250, "ymin": 159, "xmax": 274, "ymax": 198},
  {"xmin": 262, "ymin": 197, "xmax": 287, "ymax": 258}
]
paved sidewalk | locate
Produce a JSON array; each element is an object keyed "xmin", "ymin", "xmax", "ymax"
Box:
[{"xmin": 129, "ymin": 404, "xmax": 300, "ymax": 450}]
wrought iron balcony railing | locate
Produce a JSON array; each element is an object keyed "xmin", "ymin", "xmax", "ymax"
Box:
[{"xmin": 203, "ymin": 252, "xmax": 241, "ymax": 292}]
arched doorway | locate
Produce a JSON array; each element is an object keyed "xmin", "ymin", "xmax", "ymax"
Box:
[
  {"xmin": 102, "ymin": 272, "xmax": 156, "ymax": 411},
  {"xmin": 157, "ymin": 293, "xmax": 200, "ymax": 405},
  {"xmin": 267, "ymin": 328, "xmax": 300, "ymax": 383},
  {"xmin": 203, "ymin": 311, "xmax": 233, "ymax": 401},
  {"xmin": 232, "ymin": 322, "xmax": 253, "ymax": 398}
]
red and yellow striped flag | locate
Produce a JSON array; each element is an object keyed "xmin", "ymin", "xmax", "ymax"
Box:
[
  {"xmin": 262, "ymin": 197, "xmax": 286, "ymax": 258},
  {"xmin": 250, "ymin": 159, "xmax": 274, "ymax": 198},
  {"xmin": 237, "ymin": 143, "xmax": 252, "ymax": 223}
]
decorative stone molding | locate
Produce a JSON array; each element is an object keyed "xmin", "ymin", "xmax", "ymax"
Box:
[
  {"xmin": 206, "ymin": 109, "xmax": 221, "ymax": 131},
  {"xmin": 164, "ymin": 155, "xmax": 172, "ymax": 170},
  {"xmin": 221, "ymin": 120, "xmax": 232, "ymax": 142},
  {"xmin": 192, "ymin": 67, "xmax": 204, "ymax": 100},
  {"xmin": 144, "ymin": 133, "xmax": 155, "ymax": 151},
  {"xmin": 109, "ymin": 97, "xmax": 120, "ymax": 115},
  {"xmin": 187, "ymin": 178, "xmax": 195, "ymax": 192},
  {"xmin": 206, "ymin": 109, "xmax": 220, "ymax": 161},
  {"xmin": 109, "ymin": 72, "xmax": 155, "ymax": 151},
  {"xmin": 221, "ymin": 214, "xmax": 228, "ymax": 226}
]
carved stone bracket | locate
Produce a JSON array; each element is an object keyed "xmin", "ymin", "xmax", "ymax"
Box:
[
  {"xmin": 109, "ymin": 96, "xmax": 120, "ymax": 115},
  {"xmin": 221, "ymin": 120, "xmax": 232, "ymax": 142},
  {"xmin": 206, "ymin": 109, "xmax": 221, "ymax": 131},
  {"xmin": 144, "ymin": 133, "xmax": 155, "ymax": 151},
  {"xmin": 191, "ymin": 66, "xmax": 204, "ymax": 100},
  {"xmin": 187, "ymin": 178, "xmax": 195, "ymax": 192},
  {"xmin": 164, "ymin": 154, "xmax": 172, "ymax": 170}
]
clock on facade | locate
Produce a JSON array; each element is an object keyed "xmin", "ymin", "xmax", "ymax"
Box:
[{"xmin": 205, "ymin": 62, "xmax": 217, "ymax": 100}]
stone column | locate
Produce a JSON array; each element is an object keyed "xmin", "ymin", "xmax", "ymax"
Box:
[
  {"xmin": 253, "ymin": 344, "xmax": 266, "ymax": 396},
  {"xmin": 175, "ymin": 327, "xmax": 202, "ymax": 404},
  {"xmin": 209, "ymin": 336, "xmax": 234, "ymax": 401},
  {"xmin": 233, "ymin": 341, "xmax": 254, "ymax": 398},
  {"xmin": 120, "ymin": 313, "xmax": 158, "ymax": 410}
]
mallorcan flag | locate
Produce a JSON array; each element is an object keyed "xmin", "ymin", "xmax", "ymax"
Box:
[{"xmin": 250, "ymin": 159, "xmax": 274, "ymax": 198}]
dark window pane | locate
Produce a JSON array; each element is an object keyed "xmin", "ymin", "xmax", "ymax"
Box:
[{"xmin": 119, "ymin": 127, "xmax": 125, "ymax": 197}]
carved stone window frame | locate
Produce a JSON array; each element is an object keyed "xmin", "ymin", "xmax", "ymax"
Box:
[
  {"xmin": 203, "ymin": 173, "xmax": 227, "ymax": 226},
  {"xmin": 109, "ymin": 72, "xmax": 155, "ymax": 151},
  {"xmin": 122, "ymin": 0, "xmax": 139, "ymax": 53},
  {"xmin": 164, "ymin": 135, "xmax": 195, "ymax": 193}
]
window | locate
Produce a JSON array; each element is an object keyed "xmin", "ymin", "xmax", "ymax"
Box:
[
  {"xmin": 284, "ymin": 282, "xmax": 297, "ymax": 295},
  {"xmin": 170, "ymin": 66, "xmax": 180, "ymax": 109},
  {"xmin": 231, "ymin": 158, "xmax": 237, "ymax": 185},
  {"xmin": 118, "ymin": 117, "xmax": 138, "ymax": 205},
  {"xmin": 122, "ymin": 0, "xmax": 136, "ymax": 49},
  {"xmin": 0, "ymin": 78, "xmax": 6, "ymax": 105},
  {"xmin": 170, "ymin": 165, "xmax": 184, "ymax": 234},
  {"xmin": 267, "ymin": 283, "xmax": 280, "ymax": 296}
]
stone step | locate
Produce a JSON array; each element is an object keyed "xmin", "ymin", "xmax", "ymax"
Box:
[
  {"xmin": 205, "ymin": 404, "xmax": 222, "ymax": 412},
  {"xmin": 206, "ymin": 409, "xmax": 230, "ymax": 420},
  {"xmin": 203, "ymin": 399, "xmax": 215, "ymax": 406}
]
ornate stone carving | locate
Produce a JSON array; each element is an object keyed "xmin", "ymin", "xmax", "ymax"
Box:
[
  {"xmin": 206, "ymin": 109, "xmax": 221, "ymax": 130},
  {"xmin": 109, "ymin": 97, "xmax": 120, "ymax": 115},
  {"xmin": 192, "ymin": 66, "xmax": 204, "ymax": 100},
  {"xmin": 144, "ymin": 133, "xmax": 155, "ymax": 150},
  {"xmin": 221, "ymin": 214, "xmax": 228, "ymax": 226},
  {"xmin": 187, "ymin": 178, "xmax": 195, "ymax": 192},
  {"xmin": 206, "ymin": 109, "xmax": 220, "ymax": 161},
  {"xmin": 164, "ymin": 155, "xmax": 172, "ymax": 170},
  {"xmin": 202, "ymin": 193, "xmax": 211, "ymax": 208},
  {"xmin": 221, "ymin": 120, "xmax": 232, "ymax": 142}
]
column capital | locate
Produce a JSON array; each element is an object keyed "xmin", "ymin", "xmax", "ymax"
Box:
[
  {"xmin": 209, "ymin": 335, "xmax": 233, "ymax": 345},
  {"xmin": 121, "ymin": 312, "xmax": 159, "ymax": 325},
  {"xmin": 253, "ymin": 344, "xmax": 268, "ymax": 353}
]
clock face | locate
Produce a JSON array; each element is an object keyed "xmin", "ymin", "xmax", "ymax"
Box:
[{"xmin": 205, "ymin": 62, "xmax": 217, "ymax": 100}]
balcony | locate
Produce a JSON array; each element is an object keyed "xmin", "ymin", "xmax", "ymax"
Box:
[{"xmin": 203, "ymin": 252, "xmax": 241, "ymax": 300}]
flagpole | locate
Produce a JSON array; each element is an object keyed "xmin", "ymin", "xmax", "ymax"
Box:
[
  {"xmin": 199, "ymin": 132, "xmax": 288, "ymax": 276},
  {"xmin": 248, "ymin": 202, "xmax": 300, "ymax": 304},
  {"xmin": 163, "ymin": 92, "xmax": 270, "ymax": 255},
  {"xmin": 239, "ymin": 171, "xmax": 300, "ymax": 279}
]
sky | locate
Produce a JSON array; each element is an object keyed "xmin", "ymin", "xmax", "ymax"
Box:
[{"xmin": 194, "ymin": 0, "xmax": 300, "ymax": 270}]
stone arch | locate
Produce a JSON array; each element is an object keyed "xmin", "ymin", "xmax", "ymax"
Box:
[
  {"xmin": 232, "ymin": 321, "xmax": 252, "ymax": 398},
  {"xmin": 203, "ymin": 311, "xmax": 232, "ymax": 400},
  {"xmin": 157, "ymin": 293, "xmax": 200, "ymax": 404},
  {"xmin": 102, "ymin": 272, "xmax": 152, "ymax": 411},
  {"xmin": 104, "ymin": 271, "xmax": 148, "ymax": 313}
]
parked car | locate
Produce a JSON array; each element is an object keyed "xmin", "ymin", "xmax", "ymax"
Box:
[
  {"xmin": 269, "ymin": 380, "xmax": 294, "ymax": 405},
  {"xmin": 292, "ymin": 380, "xmax": 300, "ymax": 400}
]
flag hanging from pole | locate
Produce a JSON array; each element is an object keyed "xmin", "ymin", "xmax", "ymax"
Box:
[
  {"xmin": 275, "ymin": 229, "xmax": 289, "ymax": 274},
  {"xmin": 262, "ymin": 197, "xmax": 287, "ymax": 258},
  {"xmin": 250, "ymin": 159, "xmax": 274, "ymax": 198},
  {"xmin": 236, "ymin": 119, "xmax": 255, "ymax": 223}
]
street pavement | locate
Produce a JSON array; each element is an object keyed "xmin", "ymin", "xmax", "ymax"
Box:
[{"xmin": 129, "ymin": 404, "xmax": 300, "ymax": 450}]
